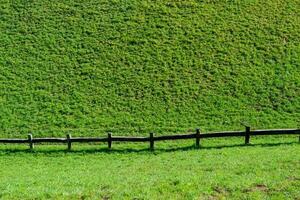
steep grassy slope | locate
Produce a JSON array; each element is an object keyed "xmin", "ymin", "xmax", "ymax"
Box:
[{"xmin": 0, "ymin": 0, "xmax": 299, "ymax": 137}]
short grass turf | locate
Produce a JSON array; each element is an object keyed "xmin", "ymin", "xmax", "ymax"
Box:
[
  {"xmin": 0, "ymin": 0, "xmax": 300, "ymax": 137},
  {"xmin": 0, "ymin": 136, "xmax": 299, "ymax": 199}
]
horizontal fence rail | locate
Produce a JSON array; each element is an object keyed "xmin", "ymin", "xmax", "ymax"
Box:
[
  {"xmin": 0, "ymin": 139, "xmax": 28, "ymax": 143},
  {"xmin": 201, "ymin": 131, "xmax": 245, "ymax": 138},
  {"xmin": 71, "ymin": 137, "xmax": 107, "ymax": 143},
  {"xmin": 251, "ymin": 129, "xmax": 300, "ymax": 135},
  {"xmin": 0, "ymin": 128, "xmax": 299, "ymax": 150},
  {"xmin": 154, "ymin": 133, "xmax": 196, "ymax": 141},
  {"xmin": 112, "ymin": 136, "xmax": 149, "ymax": 142}
]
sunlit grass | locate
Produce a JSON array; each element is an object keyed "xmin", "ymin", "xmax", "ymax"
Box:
[
  {"xmin": 0, "ymin": 0, "xmax": 299, "ymax": 137},
  {"xmin": 0, "ymin": 136, "xmax": 299, "ymax": 199}
]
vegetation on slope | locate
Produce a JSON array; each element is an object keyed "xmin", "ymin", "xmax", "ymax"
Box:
[{"xmin": 0, "ymin": 0, "xmax": 299, "ymax": 136}]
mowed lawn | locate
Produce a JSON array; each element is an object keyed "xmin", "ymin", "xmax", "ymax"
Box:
[{"xmin": 0, "ymin": 136, "xmax": 299, "ymax": 199}]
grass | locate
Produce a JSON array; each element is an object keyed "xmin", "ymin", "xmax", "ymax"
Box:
[
  {"xmin": 0, "ymin": 0, "xmax": 299, "ymax": 137},
  {"xmin": 0, "ymin": 1, "xmax": 299, "ymax": 199},
  {"xmin": 0, "ymin": 136, "xmax": 299, "ymax": 199}
]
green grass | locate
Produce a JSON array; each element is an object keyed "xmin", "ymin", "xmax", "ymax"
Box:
[
  {"xmin": 0, "ymin": 136, "xmax": 299, "ymax": 199},
  {"xmin": 1, "ymin": 1, "xmax": 299, "ymax": 199},
  {"xmin": 0, "ymin": 0, "xmax": 300, "ymax": 137}
]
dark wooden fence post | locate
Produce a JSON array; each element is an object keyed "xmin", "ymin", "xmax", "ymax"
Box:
[
  {"xmin": 245, "ymin": 126, "xmax": 250, "ymax": 144},
  {"xmin": 108, "ymin": 132, "xmax": 112, "ymax": 149},
  {"xmin": 28, "ymin": 134, "xmax": 34, "ymax": 150},
  {"xmin": 67, "ymin": 134, "xmax": 72, "ymax": 150},
  {"xmin": 196, "ymin": 128, "xmax": 200, "ymax": 148},
  {"xmin": 150, "ymin": 132, "xmax": 154, "ymax": 150}
]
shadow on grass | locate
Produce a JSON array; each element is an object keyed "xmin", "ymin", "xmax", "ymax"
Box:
[{"xmin": 0, "ymin": 141, "xmax": 298, "ymax": 155}]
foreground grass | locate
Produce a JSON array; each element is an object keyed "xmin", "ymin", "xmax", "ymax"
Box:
[
  {"xmin": 1, "ymin": 0, "xmax": 300, "ymax": 137},
  {"xmin": 0, "ymin": 136, "xmax": 299, "ymax": 199}
]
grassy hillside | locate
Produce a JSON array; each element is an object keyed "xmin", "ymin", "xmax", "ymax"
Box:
[{"xmin": 0, "ymin": 0, "xmax": 299, "ymax": 137}]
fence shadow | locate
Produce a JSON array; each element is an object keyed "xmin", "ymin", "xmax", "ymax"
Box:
[{"xmin": 0, "ymin": 141, "xmax": 298, "ymax": 155}]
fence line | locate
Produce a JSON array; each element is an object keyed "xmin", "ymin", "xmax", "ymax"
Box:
[{"xmin": 0, "ymin": 127, "xmax": 299, "ymax": 150}]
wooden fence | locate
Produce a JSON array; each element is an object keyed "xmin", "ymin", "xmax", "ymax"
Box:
[{"xmin": 0, "ymin": 127, "xmax": 299, "ymax": 150}]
